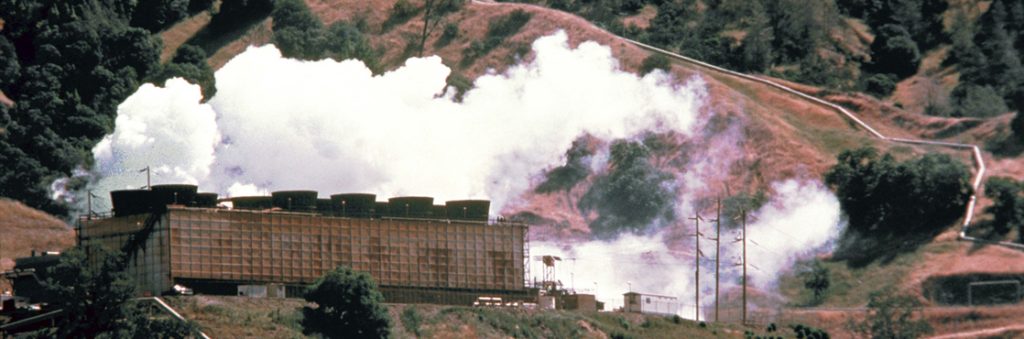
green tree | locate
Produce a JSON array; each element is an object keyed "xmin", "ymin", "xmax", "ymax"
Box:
[
  {"xmin": 951, "ymin": 84, "xmax": 1009, "ymax": 117},
  {"xmin": 417, "ymin": 0, "xmax": 463, "ymax": 56},
  {"xmin": 536, "ymin": 138, "xmax": 593, "ymax": 194},
  {"xmin": 825, "ymin": 147, "xmax": 972, "ymax": 236},
  {"xmin": 0, "ymin": 36, "xmax": 20, "ymax": 91},
  {"xmin": 131, "ymin": 0, "xmax": 189, "ymax": 32},
  {"xmin": 1013, "ymin": 111, "xmax": 1024, "ymax": 141},
  {"xmin": 639, "ymin": 54, "xmax": 671, "ymax": 75},
  {"xmin": 579, "ymin": 140, "xmax": 675, "ymax": 238},
  {"xmin": 302, "ymin": 266, "xmax": 392, "ymax": 339},
  {"xmin": 44, "ymin": 248, "xmax": 136, "ymax": 338},
  {"xmin": 800, "ymin": 259, "xmax": 831, "ymax": 305},
  {"xmin": 869, "ymin": 24, "xmax": 921, "ymax": 79},
  {"xmin": 984, "ymin": 177, "xmax": 1023, "ymax": 234},
  {"xmin": 865, "ymin": 73, "xmax": 897, "ymax": 97},
  {"xmin": 153, "ymin": 44, "xmax": 217, "ymax": 99},
  {"xmin": 850, "ymin": 288, "xmax": 932, "ymax": 339}
]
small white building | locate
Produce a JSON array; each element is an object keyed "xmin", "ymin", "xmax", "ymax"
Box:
[{"xmin": 623, "ymin": 292, "xmax": 681, "ymax": 316}]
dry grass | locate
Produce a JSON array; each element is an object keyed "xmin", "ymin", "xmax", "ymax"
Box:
[
  {"xmin": 0, "ymin": 199, "xmax": 75, "ymax": 292},
  {"xmin": 159, "ymin": 11, "xmax": 214, "ymax": 63},
  {"xmin": 622, "ymin": 5, "xmax": 657, "ymax": 30}
]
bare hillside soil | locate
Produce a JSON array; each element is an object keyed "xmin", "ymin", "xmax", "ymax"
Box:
[{"xmin": 0, "ymin": 199, "xmax": 75, "ymax": 291}]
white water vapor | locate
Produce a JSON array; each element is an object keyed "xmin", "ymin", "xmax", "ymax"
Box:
[
  {"xmin": 532, "ymin": 179, "xmax": 844, "ymax": 318},
  {"xmin": 84, "ymin": 31, "xmax": 704, "ymax": 213}
]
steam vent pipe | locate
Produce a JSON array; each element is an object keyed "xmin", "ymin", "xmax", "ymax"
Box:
[
  {"xmin": 388, "ymin": 197, "xmax": 434, "ymax": 218},
  {"xmin": 110, "ymin": 189, "xmax": 155, "ymax": 217},
  {"xmin": 330, "ymin": 193, "xmax": 376, "ymax": 218},
  {"xmin": 271, "ymin": 190, "xmax": 318, "ymax": 211}
]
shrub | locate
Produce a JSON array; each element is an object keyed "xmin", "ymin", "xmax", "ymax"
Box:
[
  {"xmin": 579, "ymin": 140, "xmax": 675, "ymax": 238},
  {"xmin": 984, "ymin": 177, "xmax": 1023, "ymax": 234},
  {"xmin": 952, "ymin": 84, "xmax": 1009, "ymax": 118},
  {"xmin": 384, "ymin": 0, "xmax": 420, "ymax": 31},
  {"xmin": 460, "ymin": 10, "xmax": 532, "ymax": 66},
  {"xmin": 640, "ymin": 54, "xmax": 671, "ymax": 75},
  {"xmin": 869, "ymin": 24, "xmax": 921, "ymax": 79},
  {"xmin": 825, "ymin": 146, "xmax": 972, "ymax": 236},
  {"xmin": 434, "ymin": 22, "xmax": 460, "ymax": 48},
  {"xmin": 302, "ymin": 266, "xmax": 391, "ymax": 338},
  {"xmin": 865, "ymin": 73, "xmax": 897, "ymax": 98},
  {"xmin": 1014, "ymin": 111, "xmax": 1024, "ymax": 142},
  {"xmin": 849, "ymin": 288, "xmax": 931, "ymax": 339}
]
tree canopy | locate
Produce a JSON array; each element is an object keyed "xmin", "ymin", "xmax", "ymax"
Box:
[
  {"xmin": 825, "ymin": 146, "xmax": 972, "ymax": 236},
  {"xmin": 302, "ymin": 266, "xmax": 392, "ymax": 339},
  {"xmin": 579, "ymin": 139, "xmax": 676, "ymax": 239},
  {"xmin": 0, "ymin": 0, "xmax": 193, "ymax": 214}
]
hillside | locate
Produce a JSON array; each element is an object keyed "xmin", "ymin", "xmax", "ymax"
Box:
[
  {"xmin": 4, "ymin": 0, "xmax": 1024, "ymax": 337},
  {"xmin": 163, "ymin": 295, "xmax": 766, "ymax": 338},
  {"xmin": 0, "ymin": 199, "xmax": 75, "ymax": 291}
]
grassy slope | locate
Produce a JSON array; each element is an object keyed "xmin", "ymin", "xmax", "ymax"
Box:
[
  {"xmin": 2, "ymin": 0, "xmax": 1016, "ymax": 336},
  {"xmin": 165, "ymin": 295, "xmax": 768, "ymax": 339},
  {"xmin": 0, "ymin": 199, "xmax": 75, "ymax": 291}
]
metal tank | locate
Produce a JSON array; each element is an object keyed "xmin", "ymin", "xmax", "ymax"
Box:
[
  {"xmin": 151, "ymin": 184, "xmax": 198, "ymax": 211},
  {"xmin": 231, "ymin": 196, "xmax": 273, "ymax": 210},
  {"xmin": 387, "ymin": 197, "xmax": 434, "ymax": 218},
  {"xmin": 445, "ymin": 200, "xmax": 490, "ymax": 221},
  {"xmin": 110, "ymin": 189, "xmax": 155, "ymax": 217},
  {"xmin": 271, "ymin": 190, "xmax": 318, "ymax": 211},
  {"xmin": 193, "ymin": 192, "xmax": 219, "ymax": 208},
  {"xmin": 329, "ymin": 193, "xmax": 376, "ymax": 218}
]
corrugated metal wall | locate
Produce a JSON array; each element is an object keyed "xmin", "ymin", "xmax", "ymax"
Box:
[
  {"xmin": 162, "ymin": 207, "xmax": 525, "ymax": 292},
  {"xmin": 80, "ymin": 214, "xmax": 173, "ymax": 296}
]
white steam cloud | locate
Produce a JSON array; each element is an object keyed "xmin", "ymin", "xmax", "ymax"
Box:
[
  {"xmin": 85, "ymin": 31, "xmax": 704, "ymax": 212},
  {"xmin": 78, "ymin": 29, "xmax": 846, "ymax": 318},
  {"xmin": 533, "ymin": 179, "xmax": 844, "ymax": 318}
]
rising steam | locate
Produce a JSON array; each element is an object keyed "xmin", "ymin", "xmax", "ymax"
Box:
[
  {"xmin": 532, "ymin": 179, "xmax": 844, "ymax": 318},
  {"xmin": 84, "ymin": 31, "xmax": 704, "ymax": 213},
  {"xmin": 79, "ymin": 29, "xmax": 845, "ymax": 318}
]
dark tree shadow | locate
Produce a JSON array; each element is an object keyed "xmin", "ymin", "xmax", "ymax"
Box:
[
  {"xmin": 985, "ymin": 133, "xmax": 1024, "ymax": 158},
  {"xmin": 183, "ymin": 6, "xmax": 274, "ymax": 58},
  {"xmin": 832, "ymin": 226, "xmax": 948, "ymax": 268}
]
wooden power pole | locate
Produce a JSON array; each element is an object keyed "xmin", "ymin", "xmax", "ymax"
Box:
[
  {"xmin": 714, "ymin": 198, "xmax": 721, "ymax": 323},
  {"xmin": 689, "ymin": 212, "xmax": 702, "ymax": 322},
  {"xmin": 741, "ymin": 208, "xmax": 747, "ymax": 325}
]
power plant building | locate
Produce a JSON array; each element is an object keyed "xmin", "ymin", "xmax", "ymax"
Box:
[{"xmin": 77, "ymin": 185, "xmax": 531, "ymax": 305}]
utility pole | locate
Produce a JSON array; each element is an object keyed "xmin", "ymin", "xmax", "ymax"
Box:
[
  {"xmin": 689, "ymin": 212, "xmax": 702, "ymax": 322},
  {"xmin": 741, "ymin": 208, "xmax": 747, "ymax": 325},
  {"xmin": 714, "ymin": 198, "xmax": 721, "ymax": 323},
  {"xmin": 140, "ymin": 166, "xmax": 151, "ymax": 189}
]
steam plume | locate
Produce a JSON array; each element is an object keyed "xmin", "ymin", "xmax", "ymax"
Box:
[{"xmin": 85, "ymin": 31, "xmax": 704, "ymax": 213}]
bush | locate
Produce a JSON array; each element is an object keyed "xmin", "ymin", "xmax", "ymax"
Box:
[
  {"xmin": 640, "ymin": 54, "xmax": 671, "ymax": 75},
  {"xmin": 460, "ymin": 9, "xmax": 532, "ymax": 66},
  {"xmin": 825, "ymin": 146, "xmax": 972, "ymax": 236},
  {"xmin": 865, "ymin": 73, "xmax": 897, "ymax": 98},
  {"xmin": 131, "ymin": 0, "xmax": 189, "ymax": 32},
  {"xmin": 869, "ymin": 24, "xmax": 920, "ymax": 79},
  {"xmin": 536, "ymin": 138, "xmax": 593, "ymax": 193},
  {"xmin": 384, "ymin": 0, "xmax": 420, "ymax": 31},
  {"xmin": 579, "ymin": 140, "xmax": 675, "ymax": 238},
  {"xmin": 302, "ymin": 266, "xmax": 391, "ymax": 338},
  {"xmin": 952, "ymin": 84, "xmax": 1009, "ymax": 118},
  {"xmin": 850, "ymin": 288, "xmax": 931, "ymax": 339},
  {"xmin": 434, "ymin": 22, "xmax": 460, "ymax": 48},
  {"xmin": 800, "ymin": 259, "xmax": 831, "ymax": 305},
  {"xmin": 1014, "ymin": 112, "xmax": 1024, "ymax": 142},
  {"xmin": 984, "ymin": 177, "xmax": 1023, "ymax": 234}
]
